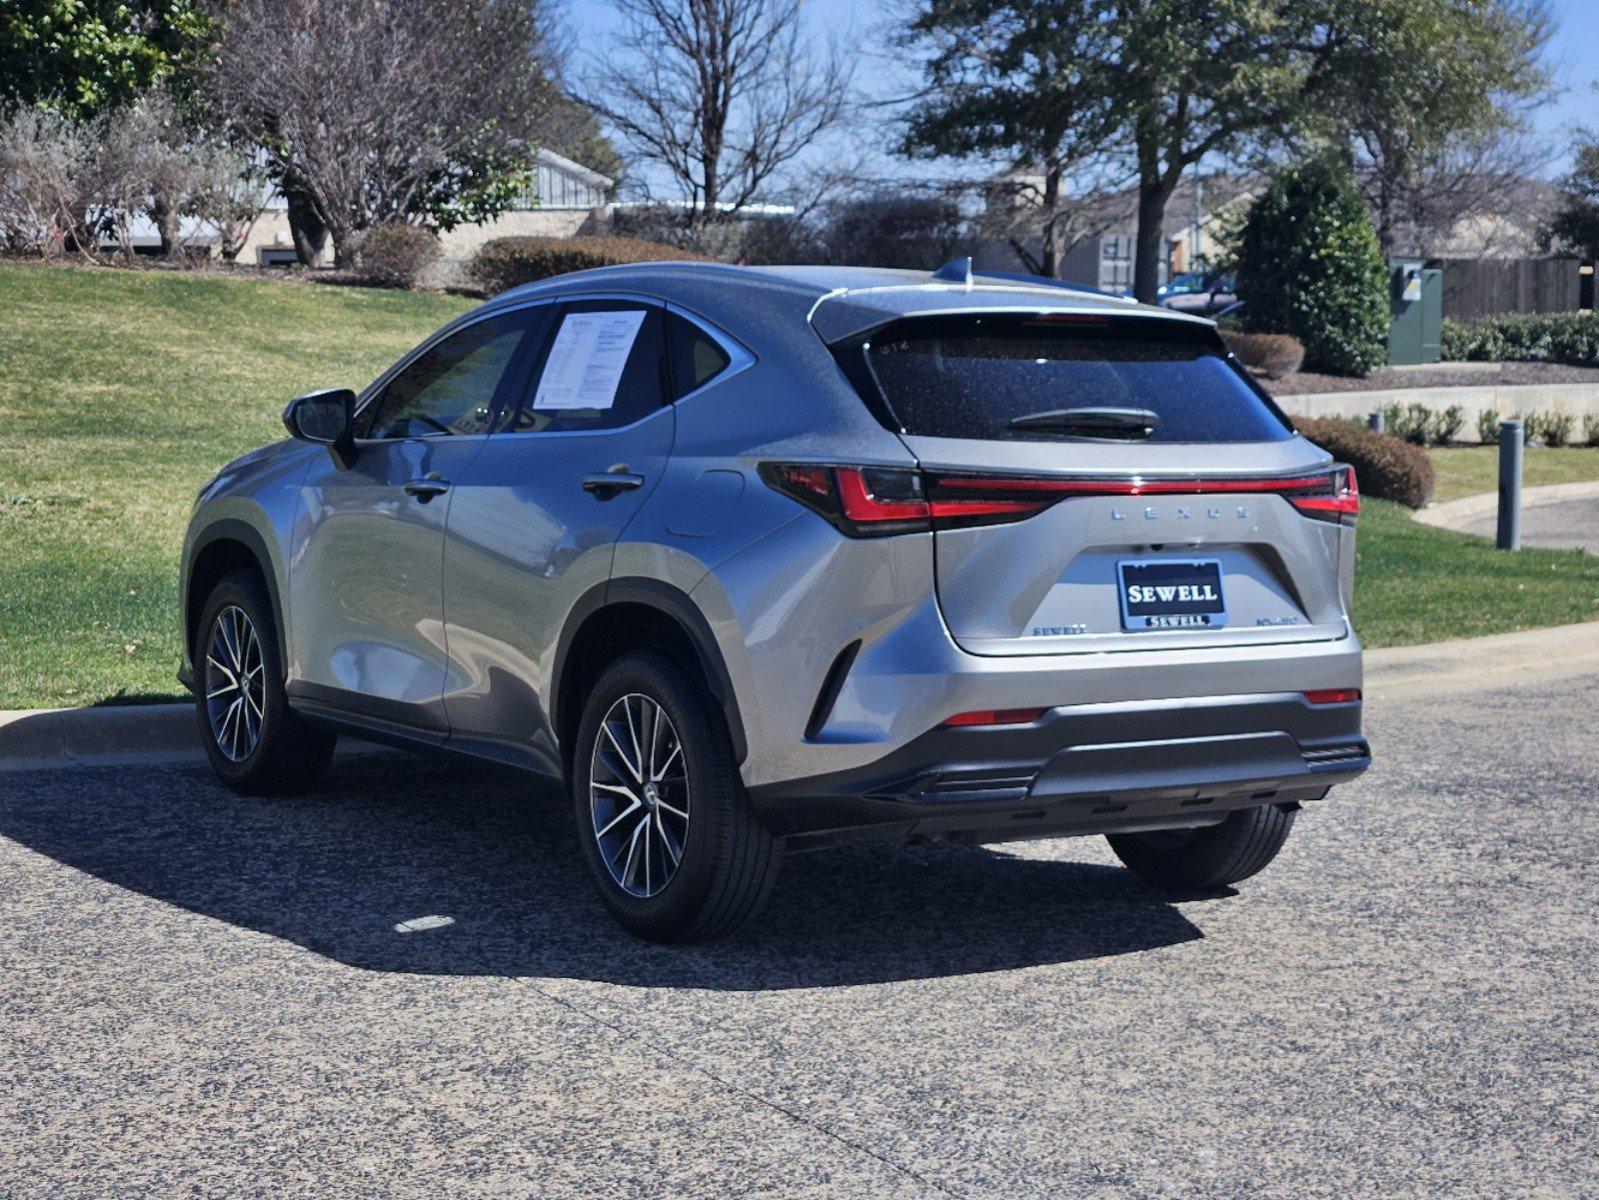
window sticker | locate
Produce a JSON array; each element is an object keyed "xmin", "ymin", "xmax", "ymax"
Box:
[{"xmin": 533, "ymin": 310, "xmax": 647, "ymax": 410}]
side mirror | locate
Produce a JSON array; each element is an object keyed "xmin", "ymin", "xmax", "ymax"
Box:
[{"xmin": 283, "ymin": 388, "xmax": 356, "ymax": 464}]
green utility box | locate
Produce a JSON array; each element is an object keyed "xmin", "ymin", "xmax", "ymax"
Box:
[{"xmin": 1387, "ymin": 257, "xmax": 1442, "ymax": 366}]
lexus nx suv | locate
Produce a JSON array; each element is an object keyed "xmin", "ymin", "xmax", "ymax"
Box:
[{"xmin": 179, "ymin": 260, "xmax": 1369, "ymax": 941}]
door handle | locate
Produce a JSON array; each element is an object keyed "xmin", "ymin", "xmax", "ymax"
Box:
[
  {"xmin": 403, "ymin": 475, "xmax": 451, "ymax": 502},
  {"xmin": 582, "ymin": 469, "xmax": 646, "ymax": 497}
]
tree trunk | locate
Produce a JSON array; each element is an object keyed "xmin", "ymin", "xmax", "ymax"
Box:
[
  {"xmin": 1040, "ymin": 164, "xmax": 1062, "ymax": 278},
  {"xmin": 153, "ymin": 199, "xmax": 182, "ymax": 260},
  {"xmin": 1133, "ymin": 179, "xmax": 1174, "ymax": 304},
  {"xmin": 329, "ymin": 224, "xmax": 358, "ymax": 270},
  {"xmin": 285, "ymin": 181, "xmax": 327, "ymax": 266}
]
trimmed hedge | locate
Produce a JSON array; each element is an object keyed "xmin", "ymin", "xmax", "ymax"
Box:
[
  {"xmin": 1221, "ymin": 330, "xmax": 1304, "ymax": 379},
  {"xmin": 1234, "ymin": 159, "xmax": 1389, "ymax": 377},
  {"xmin": 466, "ymin": 235, "xmax": 708, "ymax": 295},
  {"xmin": 354, "ymin": 223, "xmax": 442, "ymax": 289},
  {"xmin": 1441, "ymin": 311, "xmax": 1599, "ymax": 364},
  {"xmin": 1296, "ymin": 417, "xmax": 1435, "ymax": 509}
]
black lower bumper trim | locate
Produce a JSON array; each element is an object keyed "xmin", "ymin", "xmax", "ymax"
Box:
[{"xmin": 749, "ymin": 693, "xmax": 1369, "ymax": 845}]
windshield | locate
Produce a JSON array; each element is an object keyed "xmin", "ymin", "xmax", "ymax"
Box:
[{"xmin": 860, "ymin": 314, "xmax": 1293, "ymax": 444}]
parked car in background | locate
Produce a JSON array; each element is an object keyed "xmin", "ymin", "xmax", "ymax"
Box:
[
  {"xmin": 179, "ymin": 260, "xmax": 1368, "ymax": 942},
  {"xmin": 1163, "ymin": 271, "xmax": 1237, "ymax": 316}
]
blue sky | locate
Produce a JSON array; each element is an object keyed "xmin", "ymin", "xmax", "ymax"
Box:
[{"xmin": 564, "ymin": 0, "xmax": 1599, "ymax": 187}]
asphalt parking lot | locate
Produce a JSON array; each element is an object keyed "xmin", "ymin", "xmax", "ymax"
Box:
[{"xmin": 3, "ymin": 670, "xmax": 1596, "ymax": 1198}]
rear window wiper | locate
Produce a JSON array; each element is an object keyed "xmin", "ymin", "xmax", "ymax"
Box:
[{"xmin": 1008, "ymin": 406, "xmax": 1160, "ymax": 438}]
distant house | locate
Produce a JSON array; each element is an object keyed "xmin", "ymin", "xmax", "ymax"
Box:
[
  {"xmin": 973, "ymin": 172, "xmax": 1259, "ymax": 292},
  {"xmin": 976, "ymin": 168, "xmax": 1566, "ymax": 293}
]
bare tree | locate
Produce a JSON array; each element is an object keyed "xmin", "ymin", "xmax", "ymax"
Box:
[
  {"xmin": 190, "ymin": 150, "xmax": 268, "ymax": 263},
  {"xmin": 583, "ymin": 0, "xmax": 851, "ymax": 222},
  {"xmin": 0, "ymin": 106, "xmax": 97, "ymax": 257},
  {"xmin": 208, "ymin": 0, "xmax": 559, "ymax": 265},
  {"xmin": 1357, "ymin": 121, "xmax": 1554, "ymax": 258}
]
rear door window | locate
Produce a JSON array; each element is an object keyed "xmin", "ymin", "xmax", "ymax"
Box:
[
  {"xmin": 509, "ymin": 300, "xmax": 668, "ymax": 433},
  {"xmin": 860, "ymin": 314, "xmax": 1292, "ymax": 443}
]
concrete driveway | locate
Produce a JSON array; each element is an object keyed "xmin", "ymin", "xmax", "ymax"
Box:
[{"xmin": 2, "ymin": 669, "xmax": 1596, "ymax": 1197}]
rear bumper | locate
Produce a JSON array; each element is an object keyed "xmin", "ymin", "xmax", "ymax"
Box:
[{"xmin": 748, "ymin": 692, "xmax": 1368, "ymax": 845}]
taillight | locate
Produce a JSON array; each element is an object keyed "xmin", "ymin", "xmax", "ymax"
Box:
[
  {"xmin": 761, "ymin": 464, "xmax": 1361, "ymax": 536},
  {"xmin": 1284, "ymin": 465, "xmax": 1359, "ymax": 525},
  {"xmin": 760, "ymin": 464, "xmax": 933, "ymax": 536},
  {"xmin": 760, "ymin": 464, "xmax": 1054, "ymax": 536}
]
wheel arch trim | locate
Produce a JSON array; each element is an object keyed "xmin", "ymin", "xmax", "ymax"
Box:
[
  {"xmin": 551, "ymin": 577, "xmax": 748, "ymax": 767},
  {"xmin": 181, "ymin": 519, "xmax": 287, "ymax": 690}
]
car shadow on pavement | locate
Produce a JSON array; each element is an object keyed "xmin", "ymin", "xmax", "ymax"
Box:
[{"xmin": 1, "ymin": 751, "xmax": 1205, "ymax": 990}]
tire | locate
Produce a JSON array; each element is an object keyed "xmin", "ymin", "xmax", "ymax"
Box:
[
  {"xmin": 194, "ymin": 569, "xmax": 336, "ymax": 795},
  {"xmin": 1107, "ymin": 803, "xmax": 1296, "ymax": 892},
  {"xmin": 571, "ymin": 652, "xmax": 780, "ymax": 942}
]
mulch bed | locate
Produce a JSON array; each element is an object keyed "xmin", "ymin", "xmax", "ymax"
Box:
[{"xmin": 1267, "ymin": 361, "xmax": 1599, "ymax": 395}]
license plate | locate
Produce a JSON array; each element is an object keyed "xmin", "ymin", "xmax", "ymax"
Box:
[{"xmin": 1117, "ymin": 559, "xmax": 1228, "ymax": 630}]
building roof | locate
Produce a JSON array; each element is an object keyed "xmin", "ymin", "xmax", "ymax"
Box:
[{"xmin": 534, "ymin": 148, "xmax": 613, "ymax": 189}]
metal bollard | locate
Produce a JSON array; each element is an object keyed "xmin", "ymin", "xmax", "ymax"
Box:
[
  {"xmin": 1368, "ymin": 410, "xmax": 1385, "ymax": 434},
  {"xmin": 1496, "ymin": 419, "xmax": 1523, "ymax": 551}
]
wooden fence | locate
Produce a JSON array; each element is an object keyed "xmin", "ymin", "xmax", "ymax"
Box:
[{"xmin": 1436, "ymin": 257, "xmax": 1581, "ymax": 321}]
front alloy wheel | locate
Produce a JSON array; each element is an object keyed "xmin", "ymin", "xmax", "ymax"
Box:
[
  {"xmin": 204, "ymin": 604, "xmax": 266, "ymax": 762},
  {"xmin": 590, "ymin": 693, "xmax": 690, "ymax": 898},
  {"xmin": 193, "ymin": 569, "xmax": 336, "ymax": 794}
]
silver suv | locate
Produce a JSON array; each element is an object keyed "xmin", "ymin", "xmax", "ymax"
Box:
[{"xmin": 180, "ymin": 262, "xmax": 1369, "ymax": 941}]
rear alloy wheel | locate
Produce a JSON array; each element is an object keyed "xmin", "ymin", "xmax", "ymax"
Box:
[
  {"xmin": 1107, "ymin": 803, "xmax": 1296, "ymax": 892},
  {"xmin": 194, "ymin": 569, "xmax": 337, "ymax": 795},
  {"xmin": 589, "ymin": 693, "xmax": 691, "ymax": 899},
  {"xmin": 572, "ymin": 653, "xmax": 779, "ymax": 942}
]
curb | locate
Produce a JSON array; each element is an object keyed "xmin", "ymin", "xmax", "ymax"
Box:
[
  {"xmin": 1416, "ymin": 481, "xmax": 1599, "ymax": 532},
  {"xmin": 0, "ymin": 703, "xmax": 384, "ymax": 772},
  {"xmin": 8, "ymin": 619, "xmax": 1599, "ymax": 772},
  {"xmin": 0, "ymin": 704, "xmax": 200, "ymax": 772}
]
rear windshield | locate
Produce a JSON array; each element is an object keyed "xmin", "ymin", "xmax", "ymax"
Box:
[{"xmin": 860, "ymin": 314, "xmax": 1292, "ymax": 443}]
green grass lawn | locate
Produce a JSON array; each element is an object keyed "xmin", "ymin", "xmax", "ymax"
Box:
[
  {"xmin": 1353, "ymin": 498, "xmax": 1599, "ymax": 647},
  {"xmin": 1, "ymin": 261, "xmax": 1595, "ymax": 707},
  {"xmin": 0, "ymin": 262, "xmax": 471, "ymax": 708},
  {"xmin": 1428, "ymin": 445, "xmax": 1599, "ymax": 504}
]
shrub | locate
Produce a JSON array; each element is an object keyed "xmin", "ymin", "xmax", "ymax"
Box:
[
  {"xmin": 1441, "ymin": 312, "xmax": 1599, "ymax": 364},
  {"xmin": 354, "ymin": 223, "xmax": 441, "ymax": 289},
  {"xmin": 1234, "ymin": 158, "xmax": 1389, "ymax": 377},
  {"xmin": 1380, "ymin": 400, "xmax": 1457, "ymax": 445},
  {"xmin": 1434, "ymin": 404, "xmax": 1466, "ymax": 445},
  {"xmin": 1477, "ymin": 408, "xmax": 1501, "ymax": 444},
  {"xmin": 1220, "ymin": 330, "xmax": 1304, "ymax": 379},
  {"xmin": 1534, "ymin": 411, "xmax": 1577, "ymax": 447},
  {"xmin": 1295, "ymin": 417, "xmax": 1435, "ymax": 508},
  {"xmin": 466, "ymin": 235, "xmax": 708, "ymax": 295},
  {"xmin": 1586, "ymin": 413, "xmax": 1599, "ymax": 447}
]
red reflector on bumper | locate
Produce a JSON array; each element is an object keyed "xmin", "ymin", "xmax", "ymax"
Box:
[
  {"xmin": 941, "ymin": 707, "xmax": 1047, "ymax": 728},
  {"xmin": 1303, "ymin": 689, "xmax": 1361, "ymax": 705}
]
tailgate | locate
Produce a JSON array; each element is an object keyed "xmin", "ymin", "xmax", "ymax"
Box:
[{"xmin": 851, "ymin": 311, "xmax": 1352, "ymax": 657}]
